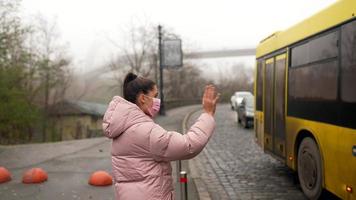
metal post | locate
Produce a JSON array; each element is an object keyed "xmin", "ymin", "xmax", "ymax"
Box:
[
  {"xmin": 180, "ymin": 171, "xmax": 188, "ymax": 200},
  {"xmin": 158, "ymin": 25, "xmax": 166, "ymax": 115},
  {"xmin": 177, "ymin": 160, "xmax": 182, "ymax": 181}
]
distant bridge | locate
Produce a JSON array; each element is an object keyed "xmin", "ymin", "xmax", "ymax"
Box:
[
  {"xmin": 185, "ymin": 48, "xmax": 256, "ymax": 59},
  {"xmin": 84, "ymin": 48, "xmax": 256, "ymax": 78}
]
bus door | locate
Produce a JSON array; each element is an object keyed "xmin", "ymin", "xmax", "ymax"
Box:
[
  {"xmin": 255, "ymin": 60, "xmax": 264, "ymax": 148},
  {"xmin": 264, "ymin": 54, "xmax": 287, "ymax": 159},
  {"xmin": 274, "ymin": 54, "xmax": 287, "ymax": 158}
]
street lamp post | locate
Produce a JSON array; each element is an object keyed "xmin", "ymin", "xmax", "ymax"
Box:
[{"xmin": 158, "ymin": 25, "xmax": 166, "ymax": 115}]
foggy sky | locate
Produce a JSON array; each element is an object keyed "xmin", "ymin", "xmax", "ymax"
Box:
[{"xmin": 21, "ymin": 0, "xmax": 336, "ymax": 72}]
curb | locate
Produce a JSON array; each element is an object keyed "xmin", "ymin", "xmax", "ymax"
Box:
[
  {"xmin": 182, "ymin": 109, "xmax": 212, "ymax": 200},
  {"xmin": 182, "ymin": 108, "xmax": 201, "ymax": 133}
]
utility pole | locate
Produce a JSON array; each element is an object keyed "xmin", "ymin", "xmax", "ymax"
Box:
[{"xmin": 158, "ymin": 25, "xmax": 166, "ymax": 115}]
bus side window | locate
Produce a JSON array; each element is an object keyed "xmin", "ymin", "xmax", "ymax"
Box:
[
  {"xmin": 341, "ymin": 21, "xmax": 356, "ymax": 103},
  {"xmin": 288, "ymin": 30, "xmax": 339, "ymax": 124},
  {"xmin": 340, "ymin": 20, "xmax": 356, "ymax": 129}
]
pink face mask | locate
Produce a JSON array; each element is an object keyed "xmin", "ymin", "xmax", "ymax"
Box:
[{"xmin": 145, "ymin": 95, "xmax": 161, "ymax": 117}]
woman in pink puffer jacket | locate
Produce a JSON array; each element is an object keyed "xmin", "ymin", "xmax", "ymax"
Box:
[{"xmin": 102, "ymin": 73, "xmax": 219, "ymax": 200}]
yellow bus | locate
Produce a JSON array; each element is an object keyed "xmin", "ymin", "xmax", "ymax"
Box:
[{"xmin": 254, "ymin": 0, "xmax": 356, "ymax": 199}]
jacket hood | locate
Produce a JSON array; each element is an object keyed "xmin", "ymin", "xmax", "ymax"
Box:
[{"xmin": 102, "ymin": 96, "xmax": 152, "ymax": 138}]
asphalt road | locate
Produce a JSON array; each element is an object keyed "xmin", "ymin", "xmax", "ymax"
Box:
[{"xmin": 0, "ymin": 105, "xmax": 202, "ymax": 200}]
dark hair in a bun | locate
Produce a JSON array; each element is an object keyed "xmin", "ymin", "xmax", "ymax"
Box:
[
  {"xmin": 123, "ymin": 72, "xmax": 155, "ymax": 104},
  {"xmin": 123, "ymin": 72, "xmax": 138, "ymax": 89}
]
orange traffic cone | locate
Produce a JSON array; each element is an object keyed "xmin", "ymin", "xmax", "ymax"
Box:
[
  {"xmin": 88, "ymin": 171, "xmax": 113, "ymax": 186},
  {"xmin": 22, "ymin": 168, "xmax": 48, "ymax": 184},
  {"xmin": 0, "ymin": 167, "xmax": 11, "ymax": 183}
]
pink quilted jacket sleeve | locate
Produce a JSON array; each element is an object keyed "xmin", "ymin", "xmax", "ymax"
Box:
[{"xmin": 149, "ymin": 113, "xmax": 215, "ymax": 162}]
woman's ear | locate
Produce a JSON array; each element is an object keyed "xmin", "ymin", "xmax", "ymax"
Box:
[{"xmin": 137, "ymin": 93, "xmax": 145, "ymax": 106}]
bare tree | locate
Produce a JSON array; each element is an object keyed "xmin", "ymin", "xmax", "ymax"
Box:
[
  {"xmin": 215, "ymin": 63, "xmax": 254, "ymax": 102},
  {"xmin": 107, "ymin": 22, "xmax": 189, "ymax": 99},
  {"xmin": 0, "ymin": 0, "xmax": 73, "ymax": 143},
  {"xmin": 34, "ymin": 16, "xmax": 72, "ymax": 105},
  {"xmin": 28, "ymin": 15, "xmax": 72, "ymax": 141},
  {"xmin": 108, "ymin": 23, "xmax": 157, "ymax": 75},
  {"xmin": 165, "ymin": 62, "xmax": 208, "ymax": 101},
  {"xmin": 0, "ymin": 0, "xmax": 38, "ymax": 144}
]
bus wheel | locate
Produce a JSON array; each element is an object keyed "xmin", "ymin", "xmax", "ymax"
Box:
[{"xmin": 297, "ymin": 137, "xmax": 323, "ymax": 200}]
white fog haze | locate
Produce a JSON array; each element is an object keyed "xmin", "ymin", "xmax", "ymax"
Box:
[
  {"xmin": 22, "ymin": 0, "xmax": 336, "ymax": 74},
  {"xmin": 0, "ymin": 0, "xmax": 332, "ymax": 105}
]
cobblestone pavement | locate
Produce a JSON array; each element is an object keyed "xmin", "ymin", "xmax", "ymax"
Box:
[{"xmin": 188, "ymin": 104, "xmax": 307, "ymax": 200}]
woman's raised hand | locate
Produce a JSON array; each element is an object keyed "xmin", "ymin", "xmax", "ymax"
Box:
[{"xmin": 202, "ymin": 85, "xmax": 220, "ymax": 116}]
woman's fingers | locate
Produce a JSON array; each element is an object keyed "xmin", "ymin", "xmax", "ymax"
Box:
[
  {"xmin": 211, "ymin": 86, "xmax": 218, "ymax": 101},
  {"xmin": 202, "ymin": 84, "xmax": 219, "ymax": 116},
  {"xmin": 202, "ymin": 85, "xmax": 209, "ymax": 104},
  {"xmin": 202, "ymin": 85, "xmax": 219, "ymax": 113},
  {"xmin": 206, "ymin": 85, "xmax": 215, "ymax": 100},
  {"xmin": 203, "ymin": 86, "xmax": 210, "ymax": 100},
  {"xmin": 203, "ymin": 85, "xmax": 218, "ymax": 101}
]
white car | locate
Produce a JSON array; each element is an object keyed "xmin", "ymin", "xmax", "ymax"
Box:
[
  {"xmin": 236, "ymin": 96, "xmax": 255, "ymax": 128},
  {"xmin": 230, "ymin": 91, "xmax": 253, "ymax": 110}
]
